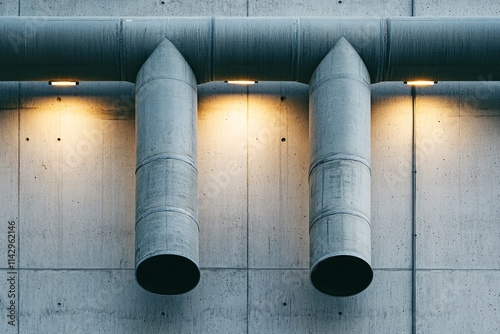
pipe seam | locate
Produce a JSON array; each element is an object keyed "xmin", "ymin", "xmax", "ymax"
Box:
[
  {"xmin": 135, "ymin": 77, "xmax": 197, "ymax": 96},
  {"xmin": 310, "ymin": 74, "xmax": 371, "ymax": 94},
  {"xmin": 309, "ymin": 210, "xmax": 371, "ymax": 232},
  {"xmin": 382, "ymin": 18, "xmax": 391, "ymax": 82},
  {"xmin": 309, "ymin": 153, "xmax": 370, "ymax": 179},
  {"xmin": 136, "ymin": 206, "xmax": 199, "ymax": 229},
  {"xmin": 118, "ymin": 17, "xmax": 125, "ymax": 81},
  {"xmin": 209, "ymin": 16, "xmax": 215, "ymax": 82},
  {"xmin": 135, "ymin": 153, "xmax": 197, "ymax": 174},
  {"xmin": 293, "ymin": 18, "xmax": 301, "ymax": 82}
]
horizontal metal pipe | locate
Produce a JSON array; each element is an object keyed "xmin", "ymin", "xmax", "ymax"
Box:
[{"xmin": 0, "ymin": 17, "xmax": 499, "ymax": 83}]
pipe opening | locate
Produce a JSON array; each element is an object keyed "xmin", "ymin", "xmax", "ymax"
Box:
[
  {"xmin": 310, "ymin": 255, "xmax": 373, "ymax": 296},
  {"xmin": 136, "ymin": 254, "xmax": 200, "ymax": 295}
]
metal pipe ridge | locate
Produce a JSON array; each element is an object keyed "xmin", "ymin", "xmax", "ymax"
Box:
[
  {"xmin": 308, "ymin": 153, "xmax": 371, "ymax": 179},
  {"xmin": 0, "ymin": 17, "xmax": 499, "ymax": 83},
  {"xmin": 135, "ymin": 153, "xmax": 197, "ymax": 174},
  {"xmin": 309, "ymin": 210, "xmax": 371, "ymax": 232}
]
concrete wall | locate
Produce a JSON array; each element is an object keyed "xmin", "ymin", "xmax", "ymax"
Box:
[{"xmin": 0, "ymin": 1, "xmax": 499, "ymax": 333}]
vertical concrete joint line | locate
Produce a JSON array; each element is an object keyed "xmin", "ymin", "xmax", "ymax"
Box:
[
  {"xmin": 17, "ymin": 82, "xmax": 21, "ymax": 334},
  {"xmin": 134, "ymin": 38, "xmax": 200, "ymax": 295},
  {"xmin": 411, "ymin": 86, "xmax": 417, "ymax": 334},
  {"xmin": 245, "ymin": 85, "xmax": 250, "ymax": 334},
  {"xmin": 308, "ymin": 37, "xmax": 373, "ymax": 296}
]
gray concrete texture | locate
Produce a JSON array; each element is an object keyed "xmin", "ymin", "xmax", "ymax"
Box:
[
  {"xmin": 0, "ymin": 0, "xmax": 499, "ymax": 333},
  {"xmin": 20, "ymin": 0, "xmax": 247, "ymax": 17}
]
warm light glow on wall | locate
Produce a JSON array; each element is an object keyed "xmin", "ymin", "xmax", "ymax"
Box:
[
  {"xmin": 49, "ymin": 81, "xmax": 79, "ymax": 86},
  {"xmin": 224, "ymin": 80, "xmax": 258, "ymax": 85},
  {"xmin": 405, "ymin": 81, "xmax": 437, "ymax": 86}
]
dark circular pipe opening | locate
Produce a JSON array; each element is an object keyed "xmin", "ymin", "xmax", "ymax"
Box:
[
  {"xmin": 136, "ymin": 254, "xmax": 200, "ymax": 295},
  {"xmin": 310, "ymin": 255, "xmax": 373, "ymax": 296}
]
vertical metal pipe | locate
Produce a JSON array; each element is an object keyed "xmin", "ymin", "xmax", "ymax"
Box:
[
  {"xmin": 309, "ymin": 37, "xmax": 373, "ymax": 296},
  {"xmin": 134, "ymin": 39, "xmax": 200, "ymax": 295}
]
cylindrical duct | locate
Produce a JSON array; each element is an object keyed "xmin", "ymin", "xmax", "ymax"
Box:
[
  {"xmin": 135, "ymin": 38, "xmax": 200, "ymax": 295},
  {"xmin": 2, "ymin": 17, "xmax": 500, "ymax": 83},
  {"xmin": 309, "ymin": 37, "xmax": 373, "ymax": 296}
]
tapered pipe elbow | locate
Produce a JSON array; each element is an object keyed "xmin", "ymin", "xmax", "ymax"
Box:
[{"xmin": 309, "ymin": 37, "xmax": 373, "ymax": 296}]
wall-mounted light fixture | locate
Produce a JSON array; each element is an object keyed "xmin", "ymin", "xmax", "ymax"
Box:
[
  {"xmin": 224, "ymin": 80, "xmax": 258, "ymax": 85},
  {"xmin": 48, "ymin": 81, "xmax": 79, "ymax": 86},
  {"xmin": 404, "ymin": 80, "xmax": 437, "ymax": 86}
]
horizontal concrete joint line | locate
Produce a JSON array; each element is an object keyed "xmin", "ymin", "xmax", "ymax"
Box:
[
  {"xmin": 9, "ymin": 268, "xmax": 135, "ymax": 271},
  {"xmin": 135, "ymin": 153, "xmax": 197, "ymax": 174},
  {"xmin": 309, "ymin": 210, "xmax": 371, "ymax": 231},
  {"xmin": 198, "ymin": 267, "xmax": 309, "ymax": 271},
  {"xmin": 309, "ymin": 153, "xmax": 371, "ymax": 178},
  {"xmin": 136, "ymin": 205, "xmax": 199, "ymax": 229}
]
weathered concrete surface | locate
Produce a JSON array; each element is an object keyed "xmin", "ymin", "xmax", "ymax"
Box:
[
  {"xmin": 249, "ymin": 0, "xmax": 411, "ymax": 16},
  {"xmin": 0, "ymin": 269, "xmax": 18, "ymax": 333},
  {"xmin": 416, "ymin": 83, "xmax": 500, "ymax": 270},
  {"xmin": 414, "ymin": 0, "xmax": 500, "ymax": 16},
  {"xmin": 0, "ymin": 0, "xmax": 498, "ymax": 332},
  {"xmin": 247, "ymin": 82, "xmax": 309, "ymax": 269},
  {"xmin": 20, "ymin": 0, "xmax": 247, "ymax": 16},
  {"xmin": 0, "ymin": 1, "xmax": 18, "ymax": 15},
  {"xmin": 20, "ymin": 269, "xmax": 247, "ymax": 334},
  {"xmin": 0, "ymin": 83, "xmax": 19, "ymax": 269},
  {"xmin": 198, "ymin": 82, "xmax": 248, "ymax": 268},
  {"xmin": 18, "ymin": 82, "xmax": 135, "ymax": 269},
  {"xmin": 417, "ymin": 270, "xmax": 500, "ymax": 333},
  {"xmin": 0, "ymin": 83, "xmax": 19, "ymax": 333},
  {"xmin": 370, "ymin": 83, "xmax": 413, "ymax": 269},
  {"xmin": 249, "ymin": 269, "xmax": 411, "ymax": 333}
]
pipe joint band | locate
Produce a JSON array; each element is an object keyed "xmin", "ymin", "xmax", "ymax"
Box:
[
  {"xmin": 136, "ymin": 205, "xmax": 199, "ymax": 230},
  {"xmin": 310, "ymin": 209, "xmax": 370, "ymax": 231},
  {"xmin": 309, "ymin": 153, "xmax": 370, "ymax": 179},
  {"xmin": 136, "ymin": 153, "xmax": 197, "ymax": 174}
]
